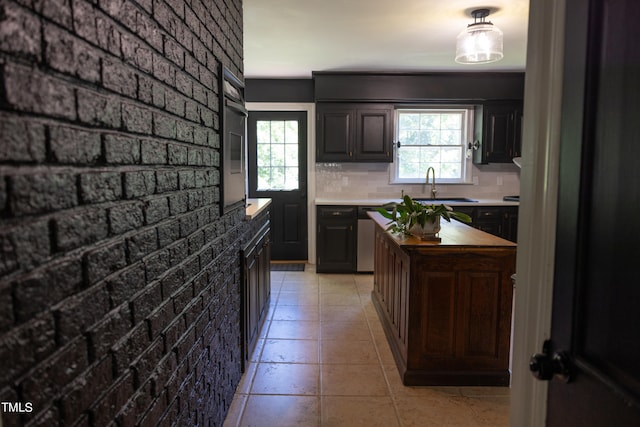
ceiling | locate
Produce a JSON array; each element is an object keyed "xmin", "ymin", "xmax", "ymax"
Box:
[{"xmin": 242, "ymin": 0, "xmax": 530, "ymax": 78}]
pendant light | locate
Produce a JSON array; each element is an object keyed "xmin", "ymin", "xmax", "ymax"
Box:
[{"xmin": 455, "ymin": 8, "xmax": 503, "ymax": 64}]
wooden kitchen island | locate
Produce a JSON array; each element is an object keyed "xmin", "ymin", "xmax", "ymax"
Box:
[{"xmin": 368, "ymin": 211, "xmax": 516, "ymax": 386}]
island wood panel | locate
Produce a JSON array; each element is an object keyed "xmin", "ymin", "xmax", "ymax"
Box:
[
  {"xmin": 370, "ymin": 211, "xmax": 516, "ymax": 386},
  {"xmin": 373, "ymin": 228, "xmax": 410, "ymax": 363}
]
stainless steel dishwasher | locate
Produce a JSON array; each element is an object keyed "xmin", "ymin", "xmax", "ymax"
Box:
[{"xmin": 357, "ymin": 206, "xmax": 377, "ymax": 272}]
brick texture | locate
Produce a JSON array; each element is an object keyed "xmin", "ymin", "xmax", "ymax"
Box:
[{"xmin": 0, "ymin": 0, "xmax": 248, "ymax": 425}]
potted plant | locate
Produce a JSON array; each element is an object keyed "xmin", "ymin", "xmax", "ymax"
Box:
[{"xmin": 377, "ymin": 194, "xmax": 472, "ymax": 240}]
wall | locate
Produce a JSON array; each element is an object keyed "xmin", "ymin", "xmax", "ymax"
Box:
[
  {"xmin": 315, "ymin": 162, "xmax": 521, "ymax": 201},
  {"xmin": 0, "ymin": 0, "xmax": 246, "ymax": 425}
]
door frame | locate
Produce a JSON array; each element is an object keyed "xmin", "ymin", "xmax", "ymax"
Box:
[
  {"xmin": 510, "ymin": 0, "xmax": 567, "ymax": 426},
  {"xmin": 245, "ymin": 102, "xmax": 317, "ymax": 264}
]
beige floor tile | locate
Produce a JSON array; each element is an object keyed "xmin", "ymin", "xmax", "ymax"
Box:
[
  {"xmin": 257, "ymin": 321, "xmax": 270, "ymax": 339},
  {"xmin": 357, "ymin": 289, "xmax": 374, "ymax": 301},
  {"xmin": 272, "ymin": 304, "xmax": 320, "ymax": 321},
  {"xmin": 460, "ymin": 386, "xmax": 511, "ymax": 397},
  {"xmin": 320, "ymin": 321, "xmax": 371, "ymax": 341},
  {"xmin": 321, "ymin": 396, "xmax": 400, "ymax": 427},
  {"xmin": 363, "ymin": 301, "xmax": 380, "ymax": 319},
  {"xmin": 320, "ymin": 292, "xmax": 362, "ymax": 306},
  {"xmin": 318, "ymin": 274, "xmax": 355, "ymax": 284},
  {"xmin": 372, "ymin": 337, "xmax": 396, "ymax": 365},
  {"xmin": 268, "ymin": 320, "xmax": 319, "ymax": 340},
  {"xmin": 277, "ymin": 291, "xmax": 319, "ymax": 306},
  {"xmin": 224, "ymin": 265, "xmax": 510, "ymax": 426},
  {"xmin": 359, "ymin": 293, "xmax": 374, "ymax": 305},
  {"xmin": 270, "ymin": 278, "xmax": 285, "ymax": 291},
  {"xmin": 283, "ymin": 271, "xmax": 313, "ymax": 281},
  {"xmin": 354, "ymin": 273, "xmax": 374, "ymax": 284},
  {"xmin": 240, "ymin": 395, "xmax": 320, "ymax": 427},
  {"xmin": 280, "ymin": 281, "xmax": 319, "ymax": 292},
  {"xmin": 382, "ymin": 364, "xmax": 463, "ymax": 398},
  {"xmin": 465, "ymin": 395, "xmax": 510, "ymax": 426},
  {"xmin": 260, "ymin": 339, "xmax": 319, "ymax": 364},
  {"xmin": 319, "ymin": 281, "xmax": 358, "ymax": 293},
  {"xmin": 321, "ymin": 339, "xmax": 379, "ymax": 364},
  {"xmin": 321, "ymin": 364, "xmax": 388, "ymax": 396},
  {"xmin": 251, "ymin": 362, "xmax": 320, "ymax": 395},
  {"xmin": 395, "ymin": 395, "xmax": 482, "ymax": 427},
  {"xmin": 249, "ymin": 339, "xmax": 265, "ymax": 362},
  {"xmin": 320, "ymin": 305, "xmax": 367, "ymax": 323}
]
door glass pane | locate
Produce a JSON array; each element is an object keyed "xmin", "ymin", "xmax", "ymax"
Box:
[{"xmin": 256, "ymin": 120, "xmax": 300, "ymax": 191}]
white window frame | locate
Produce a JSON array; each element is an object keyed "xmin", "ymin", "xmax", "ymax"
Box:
[{"xmin": 391, "ymin": 106, "xmax": 474, "ymax": 185}]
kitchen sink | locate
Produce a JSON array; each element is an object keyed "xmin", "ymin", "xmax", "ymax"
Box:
[{"xmin": 413, "ymin": 197, "xmax": 478, "ymax": 203}]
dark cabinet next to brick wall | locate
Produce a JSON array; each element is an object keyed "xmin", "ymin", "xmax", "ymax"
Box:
[{"xmin": 242, "ymin": 220, "xmax": 271, "ymax": 368}]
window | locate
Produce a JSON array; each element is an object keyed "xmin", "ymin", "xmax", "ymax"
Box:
[
  {"xmin": 256, "ymin": 119, "xmax": 300, "ymax": 190},
  {"xmin": 392, "ymin": 107, "xmax": 473, "ymax": 184}
]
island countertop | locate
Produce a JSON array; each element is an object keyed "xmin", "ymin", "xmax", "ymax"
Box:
[{"xmin": 367, "ymin": 211, "xmax": 517, "ymax": 248}]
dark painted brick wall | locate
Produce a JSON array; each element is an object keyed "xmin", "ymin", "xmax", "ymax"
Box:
[{"xmin": 0, "ymin": 0, "xmax": 248, "ymax": 425}]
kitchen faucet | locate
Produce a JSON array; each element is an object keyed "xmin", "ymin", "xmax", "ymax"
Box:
[{"xmin": 425, "ymin": 167, "xmax": 438, "ymax": 199}]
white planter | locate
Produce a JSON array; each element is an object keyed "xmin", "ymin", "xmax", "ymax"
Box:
[{"xmin": 409, "ymin": 216, "xmax": 441, "ymax": 240}]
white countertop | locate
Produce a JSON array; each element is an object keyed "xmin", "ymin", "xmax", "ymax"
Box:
[
  {"xmin": 315, "ymin": 198, "xmax": 519, "ymax": 207},
  {"xmin": 245, "ymin": 198, "xmax": 272, "ymax": 219}
]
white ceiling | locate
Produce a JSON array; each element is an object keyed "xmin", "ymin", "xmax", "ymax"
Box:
[{"xmin": 243, "ymin": 0, "xmax": 530, "ymax": 78}]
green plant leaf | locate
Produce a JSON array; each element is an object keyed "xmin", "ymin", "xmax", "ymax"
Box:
[{"xmin": 378, "ymin": 194, "xmax": 472, "ymax": 234}]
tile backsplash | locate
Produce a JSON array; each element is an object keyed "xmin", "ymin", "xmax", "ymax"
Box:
[{"xmin": 315, "ymin": 162, "xmax": 520, "ymax": 200}]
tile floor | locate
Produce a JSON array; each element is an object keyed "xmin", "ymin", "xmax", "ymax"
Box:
[{"xmin": 223, "ymin": 264, "xmax": 510, "ymax": 427}]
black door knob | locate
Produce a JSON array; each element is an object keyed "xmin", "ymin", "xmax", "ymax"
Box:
[
  {"xmin": 530, "ymin": 352, "xmax": 555, "ymax": 380},
  {"xmin": 530, "ymin": 340, "xmax": 572, "ymax": 383}
]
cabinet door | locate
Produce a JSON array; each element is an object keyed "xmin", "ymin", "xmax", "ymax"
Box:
[
  {"xmin": 457, "ymin": 269, "xmax": 511, "ymax": 369},
  {"xmin": 246, "ymin": 251, "xmax": 259, "ymax": 354},
  {"xmin": 316, "ymin": 207, "xmax": 356, "ymax": 272},
  {"xmin": 484, "ymin": 104, "xmax": 516, "ymax": 163},
  {"xmin": 467, "ymin": 206, "xmax": 504, "ymax": 238},
  {"xmin": 355, "ymin": 108, "xmax": 393, "ymax": 162},
  {"xmin": 503, "ymin": 207, "xmax": 519, "ymax": 242},
  {"xmin": 512, "ymin": 106, "xmax": 523, "ymax": 158},
  {"xmin": 473, "ymin": 102, "xmax": 523, "ymax": 164},
  {"xmin": 257, "ymin": 233, "xmax": 271, "ymax": 318},
  {"xmin": 317, "ymin": 105, "xmax": 354, "ymax": 161}
]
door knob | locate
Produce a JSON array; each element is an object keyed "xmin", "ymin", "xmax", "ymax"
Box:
[{"xmin": 530, "ymin": 340, "xmax": 572, "ymax": 383}]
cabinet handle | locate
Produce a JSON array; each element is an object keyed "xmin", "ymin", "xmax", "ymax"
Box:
[{"xmin": 349, "ymin": 151, "xmax": 353, "ymax": 157}]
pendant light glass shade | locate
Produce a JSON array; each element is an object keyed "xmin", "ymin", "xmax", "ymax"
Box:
[{"xmin": 455, "ymin": 9, "xmax": 503, "ymax": 64}]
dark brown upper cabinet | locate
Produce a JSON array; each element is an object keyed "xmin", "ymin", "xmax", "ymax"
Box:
[
  {"xmin": 316, "ymin": 103, "xmax": 393, "ymax": 162},
  {"xmin": 473, "ymin": 101, "xmax": 523, "ymax": 164}
]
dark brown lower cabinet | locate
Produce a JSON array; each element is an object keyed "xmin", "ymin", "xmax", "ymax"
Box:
[
  {"xmin": 371, "ymin": 223, "xmax": 516, "ymax": 386},
  {"xmin": 242, "ymin": 221, "xmax": 271, "ymax": 369}
]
